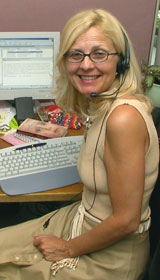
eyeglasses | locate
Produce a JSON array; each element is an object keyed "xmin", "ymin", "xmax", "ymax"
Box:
[{"xmin": 64, "ymin": 50, "xmax": 118, "ymax": 63}]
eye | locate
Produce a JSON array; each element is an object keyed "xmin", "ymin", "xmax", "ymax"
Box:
[
  {"xmin": 68, "ymin": 51, "xmax": 83, "ymax": 61},
  {"xmin": 92, "ymin": 50, "xmax": 108, "ymax": 59}
]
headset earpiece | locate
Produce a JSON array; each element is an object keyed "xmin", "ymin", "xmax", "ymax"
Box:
[{"xmin": 116, "ymin": 30, "xmax": 130, "ymax": 75}]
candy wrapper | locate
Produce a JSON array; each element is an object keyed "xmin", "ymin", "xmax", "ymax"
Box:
[
  {"xmin": 37, "ymin": 104, "xmax": 62, "ymax": 122},
  {"xmin": 37, "ymin": 103, "xmax": 82, "ymax": 130},
  {"xmin": 50, "ymin": 112, "xmax": 82, "ymax": 130}
]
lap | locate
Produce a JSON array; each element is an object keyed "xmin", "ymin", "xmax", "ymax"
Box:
[{"xmin": 0, "ymin": 201, "xmax": 149, "ymax": 280}]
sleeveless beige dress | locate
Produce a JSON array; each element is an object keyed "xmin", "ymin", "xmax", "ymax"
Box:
[{"xmin": 0, "ymin": 99, "xmax": 159, "ymax": 280}]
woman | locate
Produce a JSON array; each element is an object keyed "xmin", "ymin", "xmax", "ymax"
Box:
[{"xmin": 0, "ymin": 9, "xmax": 159, "ymax": 280}]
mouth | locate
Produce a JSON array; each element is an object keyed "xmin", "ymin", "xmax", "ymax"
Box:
[{"xmin": 78, "ymin": 75, "xmax": 100, "ymax": 81}]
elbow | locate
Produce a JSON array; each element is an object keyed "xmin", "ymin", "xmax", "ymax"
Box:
[
  {"xmin": 125, "ymin": 222, "xmax": 139, "ymax": 235},
  {"xmin": 119, "ymin": 216, "xmax": 140, "ymax": 235}
]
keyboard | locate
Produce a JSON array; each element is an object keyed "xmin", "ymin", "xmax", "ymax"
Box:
[{"xmin": 0, "ymin": 135, "xmax": 83, "ymax": 196}]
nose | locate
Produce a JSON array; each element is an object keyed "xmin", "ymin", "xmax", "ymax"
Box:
[{"xmin": 79, "ymin": 56, "xmax": 95, "ymax": 70}]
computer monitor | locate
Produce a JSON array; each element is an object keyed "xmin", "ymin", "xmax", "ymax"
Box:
[
  {"xmin": 148, "ymin": 0, "xmax": 160, "ymax": 65},
  {"xmin": 0, "ymin": 32, "xmax": 60, "ymax": 101}
]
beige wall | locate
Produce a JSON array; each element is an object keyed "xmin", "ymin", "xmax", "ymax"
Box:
[{"xmin": 0, "ymin": 0, "xmax": 158, "ymax": 63}]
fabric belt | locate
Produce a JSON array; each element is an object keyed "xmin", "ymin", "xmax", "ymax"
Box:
[
  {"xmin": 50, "ymin": 203, "xmax": 87, "ymax": 276},
  {"xmin": 136, "ymin": 209, "xmax": 151, "ymax": 234}
]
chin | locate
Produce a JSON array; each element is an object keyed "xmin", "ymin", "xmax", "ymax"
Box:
[
  {"xmin": 78, "ymin": 87, "xmax": 99, "ymax": 96},
  {"xmin": 79, "ymin": 91, "xmax": 94, "ymax": 97}
]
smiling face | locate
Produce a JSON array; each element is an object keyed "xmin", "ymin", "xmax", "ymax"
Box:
[{"xmin": 65, "ymin": 26, "xmax": 119, "ymax": 97}]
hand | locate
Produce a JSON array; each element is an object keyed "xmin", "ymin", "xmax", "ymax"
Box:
[{"xmin": 34, "ymin": 235, "xmax": 70, "ymax": 262}]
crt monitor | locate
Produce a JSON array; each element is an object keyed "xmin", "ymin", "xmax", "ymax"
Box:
[{"xmin": 0, "ymin": 32, "xmax": 60, "ymax": 101}]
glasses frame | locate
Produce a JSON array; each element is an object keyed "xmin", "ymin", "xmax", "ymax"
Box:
[{"xmin": 64, "ymin": 50, "xmax": 119, "ymax": 63}]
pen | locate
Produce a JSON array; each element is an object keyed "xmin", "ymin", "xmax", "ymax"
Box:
[{"xmin": 15, "ymin": 142, "xmax": 47, "ymax": 151}]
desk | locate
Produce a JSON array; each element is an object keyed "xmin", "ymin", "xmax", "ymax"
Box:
[{"xmin": 0, "ymin": 128, "xmax": 84, "ymax": 203}]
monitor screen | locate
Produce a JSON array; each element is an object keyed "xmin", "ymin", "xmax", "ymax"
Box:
[{"xmin": 0, "ymin": 32, "xmax": 60, "ymax": 100}]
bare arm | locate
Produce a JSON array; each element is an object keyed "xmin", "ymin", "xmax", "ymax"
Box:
[{"xmin": 34, "ymin": 104, "xmax": 149, "ymax": 261}]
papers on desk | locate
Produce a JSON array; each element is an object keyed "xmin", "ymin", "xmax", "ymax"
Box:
[
  {"xmin": 0, "ymin": 101, "xmax": 18, "ymax": 134},
  {"xmin": 1, "ymin": 131, "xmax": 43, "ymax": 146}
]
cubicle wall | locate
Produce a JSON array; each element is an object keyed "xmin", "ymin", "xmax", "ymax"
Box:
[{"xmin": 0, "ymin": 0, "xmax": 158, "ymax": 63}]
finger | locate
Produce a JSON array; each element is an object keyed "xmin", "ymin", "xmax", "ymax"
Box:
[{"xmin": 33, "ymin": 236, "xmax": 43, "ymax": 246}]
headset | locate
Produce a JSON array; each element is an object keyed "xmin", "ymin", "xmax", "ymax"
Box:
[
  {"xmin": 116, "ymin": 29, "xmax": 130, "ymax": 75},
  {"xmin": 90, "ymin": 29, "xmax": 130, "ymax": 98}
]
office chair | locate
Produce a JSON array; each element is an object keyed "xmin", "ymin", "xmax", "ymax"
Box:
[
  {"xmin": 142, "ymin": 166, "xmax": 160, "ymax": 280},
  {"xmin": 142, "ymin": 108, "xmax": 160, "ymax": 280},
  {"xmin": 147, "ymin": 240, "xmax": 160, "ymax": 280}
]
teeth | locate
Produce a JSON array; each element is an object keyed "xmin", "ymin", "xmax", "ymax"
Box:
[{"xmin": 81, "ymin": 76, "xmax": 97, "ymax": 80}]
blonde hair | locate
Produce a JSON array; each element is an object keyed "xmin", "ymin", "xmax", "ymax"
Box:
[{"xmin": 54, "ymin": 9, "xmax": 152, "ymax": 118}]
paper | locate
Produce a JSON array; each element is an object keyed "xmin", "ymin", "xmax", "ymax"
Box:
[
  {"xmin": 1, "ymin": 132, "xmax": 26, "ymax": 145},
  {"xmin": 0, "ymin": 101, "xmax": 16, "ymax": 134}
]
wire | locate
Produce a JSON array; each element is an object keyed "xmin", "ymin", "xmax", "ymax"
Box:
[{"xmin": 86, "ymin": 70, "xmax": 128, "ymax": 212}]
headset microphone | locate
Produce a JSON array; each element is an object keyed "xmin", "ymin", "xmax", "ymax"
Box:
[
  {"xmin": 90, "ymin": 89, "xmax": 119, "ymax": 98},
  {"xmin": 90, "ymin": 92, "xmax": 99, "ymax": 98}
]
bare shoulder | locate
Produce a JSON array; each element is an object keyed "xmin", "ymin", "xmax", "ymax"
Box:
[{"xmin": 106, "ymin": 104, "xmax": 148, "ymax": 138}]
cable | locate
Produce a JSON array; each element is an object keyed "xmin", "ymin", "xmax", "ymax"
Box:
[{"xmin": 86, "ymin": 70, "xmax": 128, "ymax": 212}]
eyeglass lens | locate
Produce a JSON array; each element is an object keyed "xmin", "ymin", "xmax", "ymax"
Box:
[{"xmin": 66, "ymin": 50, "xmax": 109, "ymax": 63}]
